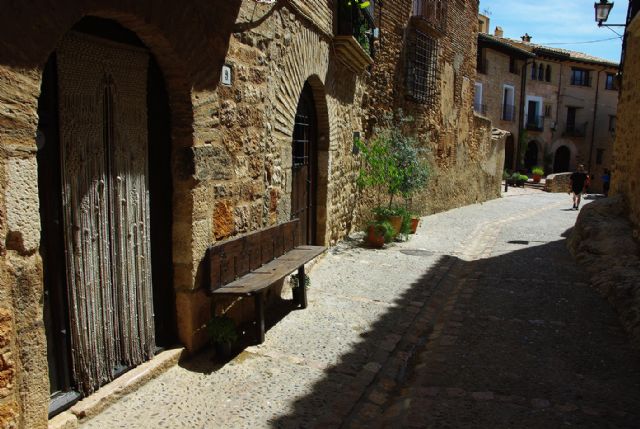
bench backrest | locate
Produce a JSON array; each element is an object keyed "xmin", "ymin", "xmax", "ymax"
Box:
[{"xmin": 209, "ymin": 219, "xmax": 301, "ymax": 291}]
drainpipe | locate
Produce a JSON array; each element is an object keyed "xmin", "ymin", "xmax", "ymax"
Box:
[
  {"xmin": 554, "ymin": 62, "xmax": 564, "ymax": 161},
  {"xmin": 517, "ymin": 58, "xmax": 534, "ymax": 171},
  {"xmin": 587, "ymin": 68, "xmax": 605, "ymax": 174}
]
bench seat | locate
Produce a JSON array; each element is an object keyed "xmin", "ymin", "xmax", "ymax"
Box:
[{"xmin": 208, "ymin": 219, "xmax": 325, "ymax": 343}]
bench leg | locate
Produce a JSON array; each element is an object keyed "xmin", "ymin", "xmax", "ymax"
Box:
[
  {"xmin": 254, "ymin": 292, "xmax": 265, "ymax": 344},
  {"xmin": 297, "ymin": 265, "xmax": 307, "ymax": 309}
]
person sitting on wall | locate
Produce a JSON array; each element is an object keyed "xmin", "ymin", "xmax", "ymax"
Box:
[{"xmin": 569, "ymin": 164, "xmax": 588, "ymax": 210}]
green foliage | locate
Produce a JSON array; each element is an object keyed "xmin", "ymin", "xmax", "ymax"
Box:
[
  {"xmin": 356, "ymin": 112, "xmax": 430, "ymax": 208},
  {"xmin": 366, "ymin": 220, "xmax": 395, "ymax": 243},
  {"xmin": 207, "ymin": 316, "xmax": 238, "ymax": 344},
  {"xmin": 510, "ymin": 172, "xmax": 521, "ymax": 180},
  {"xmin": 290, "ymin": 273, "xmax": 310, "ymax": 289},
  {"xmin": 532, "ymin": 166, "xmax": 544, "ymax": 176},
  {"xmin": 519, "ymin": 174, "xmax": 529, "ymax": 181},
  {"xmin": 503, "ymin": 170, "xmax": 511, "ymax": 180}
]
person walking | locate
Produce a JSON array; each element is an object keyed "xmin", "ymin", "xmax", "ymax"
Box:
[
  {"xmin": 602, "ymin": 168, "xmax": 611, "ymax": 197},
  {"xmin": 569, "ymin": 164, "xmax": 588, "ymax": 210}
]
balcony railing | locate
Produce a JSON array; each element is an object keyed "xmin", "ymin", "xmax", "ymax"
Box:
[
  {"xmin": 501, "ymin": 104, "xmax": 515, "ymax": 121},
  {"xmin": 525, "ymin": 114, "xmax": 544, "ymax": 131},
  {"xmin": 570, "ymin": 75, "xmax": 592, "ymax": 87},
  {"xmin": 412, "ymin": 0, "xmax": 447, "ymax": 33},
  {"xmin": 562, "ymin": 122, "xmax": 588, "ymax": 138},
  {"xmin": 473, "ymin": 103, "xmax": 486, "ymax": 115},
  {"xmin": 337, "ymin": 1, "xmax": 376, "ymax": 58}
]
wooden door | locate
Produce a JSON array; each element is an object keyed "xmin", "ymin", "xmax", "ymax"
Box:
[
  {"xmin": 291, "ymin": 84, "xmax": 317, "ymax": 245},
  {"xmin": 56, "ymin": 32, "xmax": 155, "ymax": 395}
]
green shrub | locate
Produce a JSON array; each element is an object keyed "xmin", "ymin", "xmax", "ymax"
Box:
[
  {"xmin": 519, "ymin": 174, "xmax": 529, "ymax": 181},
  {"xmin": 532, "ymin": 166, "xmax": 544, "ymax": 176},
  {"xmin": 207, "ymin": 316, "xmax": 238, "ymax": 344}
]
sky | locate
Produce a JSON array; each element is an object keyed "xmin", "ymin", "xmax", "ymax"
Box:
[{"xmin": 479, "ymin": 0, "xmax": 627, "ymax": 63}]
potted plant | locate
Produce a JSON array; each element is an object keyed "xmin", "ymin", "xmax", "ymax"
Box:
[
  {"xmin": 207, "ymin": 316, "xmax": 238, "ymax": 358},
  {"xmin": 365, "ymin": 219, "xmax": 395, "ymax": 248},
  {"xmin": 356, "ymin": 111, "xmax": 430, "ymax": 242},
  {"xmin": 531, "ymin": 166, "xmax": 544, "ymax": 183},
  {"xmin": 518, "ymin": 174, "xmax": 529, "ymax": 187}
]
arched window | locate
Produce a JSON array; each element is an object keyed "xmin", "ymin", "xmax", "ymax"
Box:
[
  {"xmin": 546, "ymin": 65, "xmax": 552, "ymax": 82},
  {"xmin": 531, "ymin": 62, "xmax": 537, "ymax": 80},
  {"xmin": 538, "ymin": 63, "xmax": 544, "ymax": 81}
]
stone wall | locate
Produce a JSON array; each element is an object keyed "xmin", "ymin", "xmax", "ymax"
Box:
[
  {"xmin": 361, "ymin": 0, "xmax": 503, "ymax": 219},
  {"xmin": 544, "ymin": 172, "xmax": 571, "ymax": 193},
  {"xmin": 183, "ymin": 0, "xmax": 369, "ymax": 347},
  {"xmin": 613, "ymin": 14, "xmax": 640, "ymax": 237},
  {"xmin": 0, "ymin": 1, "xmax": 242, "ymax": 427},
  {"xmin": 569, "ymin": 196, "xmax": 640, "ymax": 349}
]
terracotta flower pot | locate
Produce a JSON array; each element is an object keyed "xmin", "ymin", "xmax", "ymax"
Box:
[
  {"xmin": 410, "ymin": 217, "xmax": 420, "ymax": 234},
  {"xmin": 532, "ymin": 174, "xmax": 541, "ymax": 183},
  {"xmin": 387, "ymin": 215, "xmax": 403, "ymax": 235},
  {"xmin": 366, "ymin": 225, "xmax": 386, "ymax": 248}
]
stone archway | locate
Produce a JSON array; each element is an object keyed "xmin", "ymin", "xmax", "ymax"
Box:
[
  {"xmin": 37, "ymin": 16, "xmax": 187, "ymax": 416},
  {"xmin": 524, "ymin": 140, "xmax": 539, "ymax": 172},
  {"xmin": 554, "ymin": 145, "xmax": 571, "ymax": 173}
]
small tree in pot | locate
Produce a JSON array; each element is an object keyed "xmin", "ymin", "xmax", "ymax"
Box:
[{"xmin": 356, "ymin": 111, "xmax": 430, "ymax": 241}]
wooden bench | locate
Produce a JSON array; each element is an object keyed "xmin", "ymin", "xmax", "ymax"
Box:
[{"xmin": 208, "ymin": 219, "xmax": 325, "ymax": 344}]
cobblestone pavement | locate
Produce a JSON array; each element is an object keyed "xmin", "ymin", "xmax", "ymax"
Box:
[{"xmin": 80, "ymin": 190, "xmax": 640, "ymax": 428}]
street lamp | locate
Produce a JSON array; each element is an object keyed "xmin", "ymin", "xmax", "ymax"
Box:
[{"xmin": 594, "ymin": 0, "xmax": 625, "ymax": 26}]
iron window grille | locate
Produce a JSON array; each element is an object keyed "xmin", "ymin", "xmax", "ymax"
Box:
[{"xmin": 406, "ymin": 27, "xmax": 438, "ymax": 105}]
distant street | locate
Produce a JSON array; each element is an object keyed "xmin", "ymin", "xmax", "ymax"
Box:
[{"xmin": 80, "ymin": 189, "xmax": 640, "ymax": 429}]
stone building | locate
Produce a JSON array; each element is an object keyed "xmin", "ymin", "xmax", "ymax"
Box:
[
  {"xmin": 0, "ymin": 0, "xmax": 502, "ymax": 427},
  {"xmin": 476, "ymin": 17, "xmax": 619, "ymax": 191},
  {"xmin": 362, "ymin": 0, "xmax": 503, "ymax": 215},
  {"xmin": 614, "ymin": 0, "xmax": 640, "ymax": 235},
  {"xmin": 476, "ymin": 30, "xmax": 534, "ymax": 172}
]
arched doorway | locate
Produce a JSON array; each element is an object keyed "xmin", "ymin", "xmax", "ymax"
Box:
[
  {"xmin": 504, "ymin": 135, "xmax": 515, "ymax": 171},
  {"xmin": 291, "ymin": 83, "xmax": 319, "ymax": 245},
  {"xmin": 524, "ymin": 141, "xmax": 539, "ymax": 172},
  {"xmin": 38, "ymin": 17, "xmax": 174, "ymax": 412},
  {"xmin": 554, "ymin": 145, "xmax": 571, "ymax": 173}
]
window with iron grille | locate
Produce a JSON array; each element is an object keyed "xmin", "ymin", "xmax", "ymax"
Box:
[{"xmin": 406, "ymin": 28, "xmax": 438, "ymax": 105}]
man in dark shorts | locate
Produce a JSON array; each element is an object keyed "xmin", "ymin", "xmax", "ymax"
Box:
[{"xmin": 569, "ymin": 164, "xmax": 588, "ymax": 210}]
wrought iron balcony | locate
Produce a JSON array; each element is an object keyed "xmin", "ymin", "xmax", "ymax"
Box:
[
  {"xmin": 334, "ymin": 1, "xmax": 375, "ymax": 72},
  {"xmin": 562, "ymin": 121, "xmax": 588, "ymax": 137},
  {"xmin": 411, "ymin": 0, "xmax": 447, "ymax": 33},
  {"xmin": 501, "ymin": 104, "xmax": 516, "ymax": 121},
  {"xmin": 473, "ymin": 103, "xmax": 487, "ymax": 115},
  {"xmin": 525, "ymin": 114, "xmax": 544, "ymax": 131}
]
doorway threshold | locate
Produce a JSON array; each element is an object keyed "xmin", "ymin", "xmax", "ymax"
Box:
[{"xmin": 49, "ymin": 348, "xmax": 185, "ymax": 428}]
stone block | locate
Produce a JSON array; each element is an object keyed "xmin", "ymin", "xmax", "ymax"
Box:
[
  {"xmin": 192, "ymin": 145, "xmax": 233, "ymax": 181},
  {"xmin": 213, "ymin": 200, "xmax": 235, "ymax": 240},
  {"xmin": 6, "ymin": 156, "xmax": 40, "ymax": 254},
  {"xmin": 0, "ymin": 309, "xmax": 12, "ymax": 349},
  {"xmin": 0, "ymin": 401, "xmax": 18, "ymax": 429}
]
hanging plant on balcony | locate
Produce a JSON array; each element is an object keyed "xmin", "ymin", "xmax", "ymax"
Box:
[{"xmin": 346, "ymin": 0, "xmax": 371, "ymax": 8}]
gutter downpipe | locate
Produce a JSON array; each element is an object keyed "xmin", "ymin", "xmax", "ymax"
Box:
[
  {"xmin": 517, "ymin": 57, "xmax": 534, "ymax": 171},
  {"xmin": 587, "ymin": 68, "xmax": 604, "ymax": 174}
]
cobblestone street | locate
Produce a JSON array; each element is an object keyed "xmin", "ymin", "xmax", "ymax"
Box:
[{"xmin": 79, "ymin": 189, "xmax": 640, "ymax": 429}]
